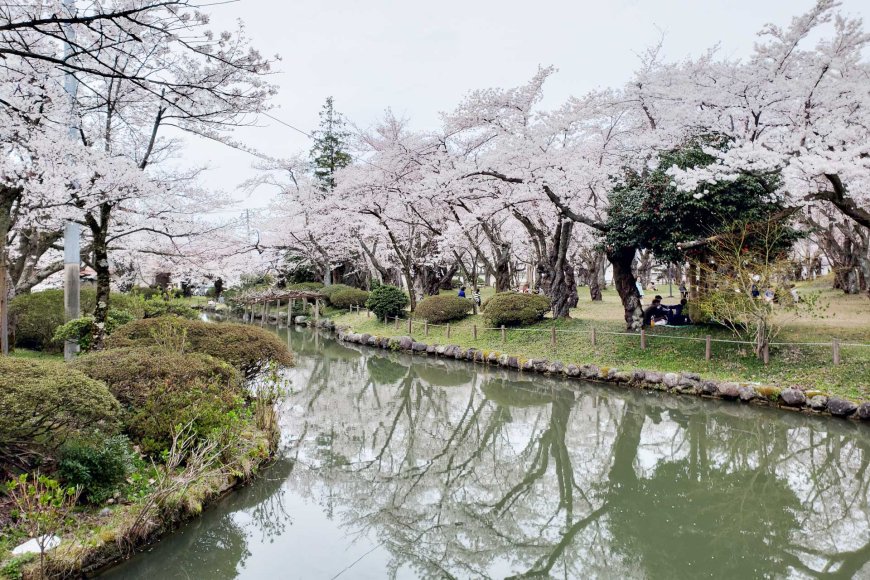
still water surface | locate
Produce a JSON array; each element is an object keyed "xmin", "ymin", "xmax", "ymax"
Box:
[{"xmin": 103, "ymin": 325, "xmax": 870, "ymax": 579}]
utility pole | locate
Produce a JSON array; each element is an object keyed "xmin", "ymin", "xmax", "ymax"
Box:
[{"xmin": 63, "ymin": 0, "xmax": 80, "ymax": 361}]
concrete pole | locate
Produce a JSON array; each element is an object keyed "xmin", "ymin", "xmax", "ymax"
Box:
[
  {"xmin": 64, "ymin": 222, "xmax": 80, "ymax": 361},
  {"xmin": 0, "ymin": 254, "xmax": 8, "ymax": 355}
]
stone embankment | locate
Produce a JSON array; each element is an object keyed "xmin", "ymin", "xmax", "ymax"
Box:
[{"xmin": 330, "ymin": 324, "xmax": 870, "ymax": 422}]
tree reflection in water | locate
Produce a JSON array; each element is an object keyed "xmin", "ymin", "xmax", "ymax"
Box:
[
  {"xmin": 286, "ymin": 336, "xmax": 870, "ymax": 579},
  {"xmin": 101, "ymin": 328, "xmax": 870, "ymax": 579}
]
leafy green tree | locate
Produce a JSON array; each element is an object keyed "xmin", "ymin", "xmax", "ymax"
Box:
[
  {"xmin": 310, "ymin": 97, "xmax": 352, "ymax": 192},
  {"xmin": 603, "ymin": 140, "xmax": 792, "ymax": 265}
]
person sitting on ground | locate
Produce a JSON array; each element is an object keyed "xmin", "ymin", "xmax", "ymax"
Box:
[
  {"xmin": 458, "ymin": 286, "xmax": 466, "ymax": 298},
  {"xmin": 643, "ymin": 298, "xmax": 667, "ymax": 327},
  {"xmin": 665, "ymin": 298, "xmax": 692, "ymax": 325}
]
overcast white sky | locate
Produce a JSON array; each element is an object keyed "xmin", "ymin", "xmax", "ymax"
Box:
[{"xmin": 184, "ymin": 0, "xmax": 870, "ymax": 213}]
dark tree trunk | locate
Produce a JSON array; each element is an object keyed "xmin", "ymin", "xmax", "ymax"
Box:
[
  {"xmin": 608, "ymin": 246, "xmax": 643, "ymax": 330},
  {"xmin": 417, "ymin": 263, "xmax": 457, "ymax": 297},
  {"xmin": 588, "ymin": 275, "xmax": 603, "ymax": 301},
  {"xmin": 86, "ymin": 203, "xmax": 112, "ymax": 349},
  {"xmin": 579, "ymin": 250, "xmax": 607, "ymax": 301},
  {"xmin": 538, "ymin": 220, "xmax": 578, "ymax": 318}
]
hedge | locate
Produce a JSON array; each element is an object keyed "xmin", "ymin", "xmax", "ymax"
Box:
[
  {"xmin": 414, "ymin": 295, "xmax": 473, "ymax": 323},
  {"xmin": 329, "ymin": 288, "xmax": 370, "ymax": 309},
  {"xmin": 106, "ymin": 317, "xmax": 293, "ymax": 376},
  {"xmin": 71, "ymin": 347, "xmax": 244, "ymax": 455},
  {"xmin": 286, "ymin": 282, "xmax": 325, "ymax": 292},
  {"xmin": 9, "ymin": 289, "xmax": 146, "ymax": 352},
  {"xmin": 483, "ymin": 292, "xmax": 551, "ymax": 327},
  {"xmin": 0, "ymin": 357, "xmax": 121, "ymax": 454},
  {"xmin": 320, "ymin": 284, "xmax": 354, "ymax": 303}
]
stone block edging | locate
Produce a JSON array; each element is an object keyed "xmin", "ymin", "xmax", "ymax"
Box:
[{"xmin": 333, "ymin": 326, "xmax": 870, "ymax": 422}]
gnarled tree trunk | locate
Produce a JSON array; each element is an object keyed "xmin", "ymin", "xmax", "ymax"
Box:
[
  {"xmin": 84, "ymin": 202, "xmax": 112, "ymax": 349},
  {"xmin": 608, "ymin": 246, "xmax": 643, "ymax": 330},
  {"xmin": 537, "ymin": 220, "xmax": 578, "ymax": 318}
]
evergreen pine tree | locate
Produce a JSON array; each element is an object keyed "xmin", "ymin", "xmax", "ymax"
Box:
[{"xmin": 310, "ymin": 96, "xmax": 352, "ymax": 191}]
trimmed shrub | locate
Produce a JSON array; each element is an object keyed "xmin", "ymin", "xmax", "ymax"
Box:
[
  {"xmin": 483, "ymin": 292, "xmax": 551, "ymax": 327},
  {"xmin": 57, "ymin": 434, "xmax": 134, "ymax": 504},
  {"xmin": 142, "ymin": 298, "xmax": 198, "ymax": 319},
  {"xmin": 320, "ymin": 284, "xmax": 354, "ymax": 303},
  {"xmin": 366, "ymin": 284, "xmax": 409, "ymax": 320},
  {"xmin": 9, "ymin": 289, "xmax": 145, "ymax": 352},
  {"xmin": 106, "ymin": 317, "xmax": 293, "ymax": 375},
  {"xmin": 0, "ymin": 357, "xmax": 120, "ymax": 453},
  {"xmin": 286, "ymin": 282, "xmax": 324, "ymax": 292},
  {"xmin": 53, "ymin": 309, "xmax": 135, "ymax": 352},
  {"xmin": 72, "ymin": 347, "xmax": 245, "ymax": 455},
  {"xmin": 415, "ymin": 295, "xmax": 473, "ymax": 323},
  {"xmin": 329, "ymin": 288, "xmax": 370, "ymax": 310},
  {"xmin": 71, "ymin": 345, "xmax": 241, "ymax": 406}
]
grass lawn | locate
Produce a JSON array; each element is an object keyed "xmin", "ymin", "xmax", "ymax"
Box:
[
  {"xmin": 335, "ymin": 277, "xmax": 870, "ymax": 401},
  {"xmin": 9, "ymin": 348, "xmax": 63, "ymax": 360}
]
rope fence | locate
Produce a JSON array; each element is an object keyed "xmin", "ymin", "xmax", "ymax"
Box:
[{"xmin": 336, "ymin": 304, "xmax": 869, "ymax": 367}]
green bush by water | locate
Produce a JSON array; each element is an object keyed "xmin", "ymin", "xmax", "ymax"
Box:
[
  {"xmin": 58, "ymin": 434, "xmax": 134, "ymax": 504},
  {"xmin": 72, "ymin": 346, "xmax": 244, "ymax": 455},
  {"xmin": 415, "ymin": 295, "xmax": 473, "ymax": 323},
  {"xmin": 329, "ymin": 288, "xmax": 370, "ymax": 309},
  {"xmin": 366, "ymin": 285, "xmax": 409, "ymax": 320},
  {"xmin": 106, "ymin": 317, "xmax": 293, "ymax": 376},
  {"xmin": 483, "ymin": 292, "xmax": 551, "ymax": 327}
]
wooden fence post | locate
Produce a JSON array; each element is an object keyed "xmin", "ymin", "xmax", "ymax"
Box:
[
  {"xmin": 424, "ymin": 320, "xmax": 429, "ymax": 337},
  {"xmin": 500, "ymin": 325, "xmax": 505, "ymax": 344},
  {"xmin": 763, "ymin": 343, "xmax": 770, "ymax": 365},
  {"xmin": 366, "ymin": 308, "xmax": 370, "ymax": 318},
  {"xmin": 551, "ymin": 326, "xmax": 556, "ymax": 347},
  {"xmin": 395, "ymin": 316, "xmax": 399, "ymax": 330},
  {"xmin": 591, "ymin": 327, "xmax": 596, "ymax": 346},
  {"xmin": 473, "ymin": 325, "xmax": 478, "ymax": 340},
  {"xmin": 832, "ymin": 339, "xmax": 840, "ymax": 365},
  {"xmin": 640, "ymin": 329, "xmax": 647, "ymax": 350},
  {"xmin": 447, "ymin": 323, "xmax": 451, "ymax": 339},
  {"xmin": 288, "ymin": 300, "xmax": 292, "ymax": 324},
  {"xmin": 315, "ymin": 298, "xmax": 320, "ymax": 324},
  {"xmin": 407, "ymin": 317, "xmax": 412, "ymax": 334},
  {"xmin": 705, "ymin": 335, "xmax": 712, "ymax": 361}
]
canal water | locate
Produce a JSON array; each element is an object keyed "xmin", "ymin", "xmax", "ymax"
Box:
[{"xmin": 102, "ymin": 325, "xmax": 870, "ymax": 579}]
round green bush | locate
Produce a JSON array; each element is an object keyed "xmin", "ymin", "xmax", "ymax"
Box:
[
  {"xmin": 483, "ymin": 292, "xmax": 551, "ymax": 327},
  {"xmin": 9, "ymin": 289, "xmax": 145, "ymax": 352},
  {"xmin": 329, "ymin": 288, "xmax": 370, "ymax": 309},
  {"xmin": 72, "ymin": 347, "xmax": 245, "ymax": 455},
  {"xmin": 414, "ymin": 295, "xmax": 473, "ymax": 323},
  {"xmin": 0, "ymin": 357, "xmax": 121, "ymax": 453},
  {"xmin": 58, "ymin": 433, "xmax": 134, "ymax": 504},
  {"xmin": 366, "ymin": 284, "xmax": 409, "ymax": 320},
  {"xmin": 106, "ymin": 317, "xmax": 294, "ymax": 376},
  {"xmin": 320, "ymin": 284, "xmax": 354, "ymax": 303},
  {"xmin": 142, "ymin": 298, "xmax": 198, "ymax": 319}
]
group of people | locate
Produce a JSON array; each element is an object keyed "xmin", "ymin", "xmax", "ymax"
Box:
[
  {"xmin": 643, "ymin": 295, "xmax": 691, "ymax": 327},
  {"xmin": 457, "ymin": 286, "xmax": 482, "ymax": 306}
]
